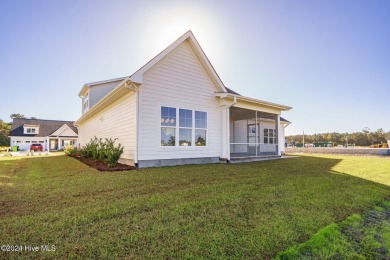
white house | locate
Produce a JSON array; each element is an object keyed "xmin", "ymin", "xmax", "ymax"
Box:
[
  {"xmin": 387, "ymin": 133, "xmax": 390, "ymax": 148},
  {"xmin": 75, "ymin": 31, "xmax": 292, "ymax": 168},
  {"xmin": 9, "ymin": 118, "xmax": 78, "ymax": 151}
]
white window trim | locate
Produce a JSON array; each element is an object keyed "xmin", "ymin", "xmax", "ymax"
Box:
[
  {"xmin": 23, "ymin": 127, "xmax": 39, "ymax": 134},
  {"xmin": 160, "ymin": 106, "xmax": 208, "ymax": 148},
  {"xmin": 264, "ymin": 128, "xmax": 277, "ymax": 144},
  {"xmin": 83, "ymin": 92, "xmax": 89, "ymax": 113}
]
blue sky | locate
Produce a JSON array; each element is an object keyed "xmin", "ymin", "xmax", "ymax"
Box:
[{"xmin": 1, "ymin": 0, "xmax": 389, "ymax": 135}]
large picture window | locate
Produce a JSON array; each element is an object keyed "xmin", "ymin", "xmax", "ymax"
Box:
[
  {"xmin": 161, "ymin": 106, "xmax": 207, "ymax": 147},
  {"xmin": 264, "ymin": 128, "xmax": 276, "ymax": 144},
  {"xmin": 161, "ymin": 107, "xmax": 176, "ymax": 146}
]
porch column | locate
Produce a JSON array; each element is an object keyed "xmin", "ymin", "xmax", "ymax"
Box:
[
  {"xmin": 58, "ymin": 138, "xmax": 61, "ymax": 150},
  {"xmin": 255, "ymin": 110, "xmax": 258, "ymax": 156},
  {"xmin": 275, "ymin": 114, "xmax": 281, "ymax": 156},
  {"xmin": 47, "ymin": 137, "xmax": 50, "ymax": 153},
  {"xmin": 220, "ymin": 106, "xmax": 230, "ymax": 160}
]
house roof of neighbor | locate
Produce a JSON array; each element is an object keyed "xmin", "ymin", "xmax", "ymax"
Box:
[{"xmin": 9, "ymin": 118, "xmax": 78, "ymax": 137}]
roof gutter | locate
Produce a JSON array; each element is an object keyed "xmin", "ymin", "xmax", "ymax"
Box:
[{"xmin": 215, "ymin": 93, "xmax": 292, "ymax": 111}]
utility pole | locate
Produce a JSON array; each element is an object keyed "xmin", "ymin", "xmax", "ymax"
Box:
[
  {"xmin": 303, "ymin": 130, "xmax": 305, "ymax": 147},
  {"xmin": 346, "ymin": 132, "xmax": 348, "ymax": 147}
]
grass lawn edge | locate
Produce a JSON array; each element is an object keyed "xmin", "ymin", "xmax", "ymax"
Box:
[{"xmin": 275, "ymin": 198, "xmax": 390, "ymax": 259}]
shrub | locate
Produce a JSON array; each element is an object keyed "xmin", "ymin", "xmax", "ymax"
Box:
[
  {"xmin": 81, "ymin": 137, "xmax": 100, "ymax": 159},
  {"xmin": 64, "ymin": 145, "xmax": 75, "ymax": 156},
  {"xmin": 79, "ymin": 137, "xmax": 124, "ymax": 167},
  {"xmin": 102, "ymin": 138, "xmax": 124, "ymax": 167}
]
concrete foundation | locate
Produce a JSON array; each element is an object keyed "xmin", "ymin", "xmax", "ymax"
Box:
[
  {"xmin": 287, "ymin": 148, "xmax": 390, "ymax": 156},
  {"xmin": 137, "ymin": 157, "xmax": 220, "ymax": 168},
  {"xmin": 118, "ymin": 158, "xmax": 135, "ymax": 166}
]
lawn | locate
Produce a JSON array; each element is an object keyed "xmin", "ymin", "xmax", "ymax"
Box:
[{"xmin": 0, "ymin": 154, "xmax": 389, "ymax": 259}]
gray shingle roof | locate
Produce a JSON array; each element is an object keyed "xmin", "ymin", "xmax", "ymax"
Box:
[{"xmin": 9, "ymin": 118, "xmax": 78, "ymax": 137}]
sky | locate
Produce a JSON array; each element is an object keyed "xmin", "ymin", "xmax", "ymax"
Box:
[{"xmin": 0, "ymin": 0, "xmax": 389, "ymax": 135}]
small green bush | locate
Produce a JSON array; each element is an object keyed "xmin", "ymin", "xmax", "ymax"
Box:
[
  {"xmin": 79, "ymin": 137, "xmax": 123, "ymax": 167},
  {"xmin": 64, "ymin": 145, "xmax": 75, "ymax": 155}
]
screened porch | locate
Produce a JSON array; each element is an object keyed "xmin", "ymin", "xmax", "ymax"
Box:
[{"xmin": 230, "ymin": 107, "xmax": 280, "ymax": 158}]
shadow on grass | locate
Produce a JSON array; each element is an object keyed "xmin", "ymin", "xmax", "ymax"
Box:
[{"xmin": 0, "ymin": 154, "xmax": 389, "ymax": 259}]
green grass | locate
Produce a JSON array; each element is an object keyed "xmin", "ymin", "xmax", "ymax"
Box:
[
  {"xmin": 0, "ymin": 154, "xmax": 389, "ymax": 259},
  {"xmin": 276, "ymin": 200, "xmax": 390, "ymax": 259}
]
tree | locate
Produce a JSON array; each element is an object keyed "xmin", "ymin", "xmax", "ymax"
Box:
[
  {"xmin": 286, "ymin": 128, "xmax": 388, "ymax": 147},
  {"xmin": 10, "ymin": 113, "xmax": 25, "ymax": 119},
  {"xmin": 0, "ymin": 119, "xmax": 11, "ymax": 146}
]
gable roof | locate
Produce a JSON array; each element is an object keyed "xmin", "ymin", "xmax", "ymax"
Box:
[
  {"xmin": 130, "ymin": 30, "xmax": 227, "ymax": 93},
  {"xmin": 76, "ymin": 31, "xmax": 291, "ymax": 125},
  {"xmin": 78, "ymin": 77, "xmax": 127, "ymax": 97},
  {"xmin": 9, "ymin": 118, "xmax": 78, "ymax": 137},
  {"xmin": 49, "ymin": 124, "xmax": 78, "ymax": 137}
]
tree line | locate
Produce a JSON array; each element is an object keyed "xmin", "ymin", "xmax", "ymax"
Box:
[
  {"xmin": 0, "ymin": 114, "xmax": 35, "ymax": 146},
  {"xmin": 286, "ymin": 128, "xmax": 389, "ymax": 147}
]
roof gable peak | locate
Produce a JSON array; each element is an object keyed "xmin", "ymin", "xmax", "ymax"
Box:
[{"xmin": 130, "ymin": 30, "xmax": 227, "ymax": 93}]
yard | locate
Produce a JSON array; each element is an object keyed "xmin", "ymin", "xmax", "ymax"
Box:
[{"xmin": 0, "ymin": 154, "xmax": 389, "ymax": 259}]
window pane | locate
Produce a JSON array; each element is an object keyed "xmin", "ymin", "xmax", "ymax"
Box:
[
  {"xmin": 195, "ymin": 111, "xmax": 207, "ymax": 129},
  {"xmin": 264, "ymin": 129, "xmax": 268, "ymax": 144},
  {"xmin": 195, "ymin": 129, "xmax": 206, "ymax": 146},
  {"xmin": 269, "ymin": 129, "xmax": 274, "ymax": 144},
  {"xmin": 179, "ymin": 129, "xmax": 192, "ymax": 146},
  {"xmin": 161, "ymin": 107, "xmax": 176, "ymax": 127},
  {"xmin": 179, "ymin": 109, "xmax": 192, "ymax": 128},
  {"xmin": 161, "ymin": 127, "xmax": 175, "ymax": 146}
]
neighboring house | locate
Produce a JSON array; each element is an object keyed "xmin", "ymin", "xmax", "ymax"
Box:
[
  {"xmin": 9, "ymin": 118, "xmax": 78, "ymax": 151},
  {"xmin": 75, "ymin": 31, "xmax": 292, "ymax": 168}
]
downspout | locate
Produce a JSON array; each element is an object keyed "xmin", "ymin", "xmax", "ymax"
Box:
[{"xmin": 135, "ymin": 86, "xmax": 140, "ymax": 169}]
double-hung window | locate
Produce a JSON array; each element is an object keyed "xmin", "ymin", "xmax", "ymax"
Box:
[
  {"xmin": 264, "ymin": 128, "xmax": 276, "ymax": 144},
  {"xmin": 83, "ymin": 93, "xmax": 89, "ymax": 112},
  {"xmin": 179, "ymin": 109, "xmax": 192, "ymax": 146},
  {"xmin": 161, "ymin": 107, "xmax": 176, "ymax": 146},
  {"xmin": 195, "ymin": 111, "xmax": 207, "ymax": 146}
]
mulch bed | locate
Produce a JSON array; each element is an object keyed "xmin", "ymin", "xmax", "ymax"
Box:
[{"xmin": 70, "ymin": 156, "xmax": 136, "ymax": 171}]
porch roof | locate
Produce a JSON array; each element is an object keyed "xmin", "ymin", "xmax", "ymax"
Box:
[{"xmin": 215, "ymin": 93, "xmax": 292, "ymax": 111}]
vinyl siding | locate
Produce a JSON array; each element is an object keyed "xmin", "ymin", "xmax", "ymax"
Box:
[
  {"xmin": 138, "ymin": 41, "xmax": 221, "ymax": 160},
  {"xmin": 89, "ymin": 81, "xmax": 122, "ymax": 108},
  {"xmin": 78, "ymin": 92, "xmax": 136, "ymax": 161}
]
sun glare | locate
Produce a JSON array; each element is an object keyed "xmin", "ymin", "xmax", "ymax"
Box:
[{"xmin": 134, "ymin": 2, "xmax": 230, "ymax": 74}]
